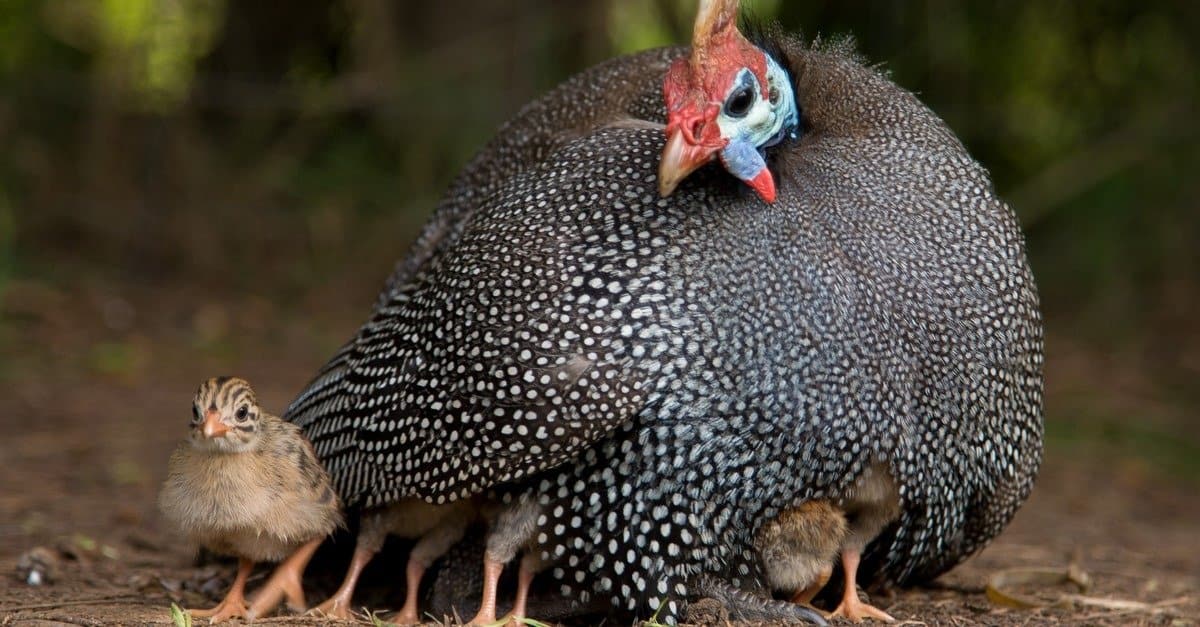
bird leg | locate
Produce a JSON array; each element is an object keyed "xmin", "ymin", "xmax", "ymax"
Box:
[
  {"xmin": 831, "ymin": 548, "xmax": 895, "ymax": 622},
  {"xmin": 790, "ymin": 564, "xmax": 833, "ymax": 605},
  {"xmin": 508, "ymin": 553, "xmax": 539, "ymax": 625},
  {"xmin": 395, "ymin": 557, "xmax": 428, "ymax": 625},
  {"xmin": 396, "ymin": 519, "xmax": 468, "ymax": 624},
  {"xmin": 246, "ymin": 537, "xmax": 322, "ymax": 619},
  {"xmin": 466, "ymin": 555, "xmax": 505, "ymax": 626},
  {"xmin": 190, "ymin": 558, "xmax": 252, "ymax": 623},
  {"xmin": 311, "ymin": 545, "xmax": 377, "ymax": 619}
]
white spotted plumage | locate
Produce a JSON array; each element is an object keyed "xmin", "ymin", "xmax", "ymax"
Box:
[{"xmin": 285, "ymin": 31, "xmax": 1042, "ymax": 627}]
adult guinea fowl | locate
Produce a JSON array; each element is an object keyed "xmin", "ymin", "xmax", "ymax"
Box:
[{"xmin": 286, "ymin": 0, "xmax": 1044, "ymax": 624}]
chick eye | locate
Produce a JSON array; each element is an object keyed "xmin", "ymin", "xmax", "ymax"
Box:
[
  {"xmin": 724, "ymin": 85, "xmax": 755, "ymax": 119},
  {"xmin": 235, "ymin": 406, "xmax": 249, "ymax": 421},
  {"xmin": 191, "ymin": 406, "xmax": 201, "ymax": 424}
]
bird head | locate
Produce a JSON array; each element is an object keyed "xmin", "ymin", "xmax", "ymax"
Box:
[
  {"xmin": 659, "ymin": 0, "xmax": 798, "ymax": 203},
  {"xmin": 189, "ymin": 376, "xmax": 262, "ymax": 453}
]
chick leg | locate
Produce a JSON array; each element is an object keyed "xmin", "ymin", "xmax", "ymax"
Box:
[
  {"xmin": 466, "ymin": 555, "xmax": 505, "ymax": 626},
  {"xmin": 311, "ymin": 545, "xmax": 376, "ymax": 619},
  {"xmin": 396, "ymin": 520, "xmax": 469, "ymax": 624},
  {"xmin": 831, "ymin": 548, "xmax": 895, "ymax": 622},
  {"xmin": 508, "ymin": 552, "xmax": 541, "ymax": 624},
  {"xmin": 190, "ymin": 558, "xmax": 252, "ymax": 623},
  {"xmin": 790, "ymin": 564, "xmax": 832, "ymax": 605},
  {"xmin": 245, "ymin": 537, "xmax": 322, "ymax": 619}
]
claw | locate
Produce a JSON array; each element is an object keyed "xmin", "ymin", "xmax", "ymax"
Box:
[
  {"xmin": 832, "ymin": 548, "xmax": 895, "ymax": 622},
  {"xmin": 831, "ymin": 597, "xmax": 895, "ymax": 623},
  {"xmin": 311, "ymin": 544, "xmax": 376, "ymax": 620},
  {"xmin": 189, "ymin": 558, "xmax": 252, "ymax": 624},
  {"xmin": 246, "ymin": 537, "xmax": 323, "ymax": 619}
]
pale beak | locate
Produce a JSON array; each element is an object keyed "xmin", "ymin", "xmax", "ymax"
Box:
[
  {"xmin": 202, "ymin": 409, "xmax": 228, "ymax": 438},
  {"xmin": 658, "ymin": 128, "xmax": 721, "ymax": 197}
]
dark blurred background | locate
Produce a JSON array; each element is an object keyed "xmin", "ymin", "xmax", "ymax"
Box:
[{"xmin": 1, "ymin": 0, "xmax": 1197, "ymax": 487}]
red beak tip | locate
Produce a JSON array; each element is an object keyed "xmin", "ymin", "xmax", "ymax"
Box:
[{"xmin": 747, "ymin": 169, "xmax": 778, "ymax": 204}]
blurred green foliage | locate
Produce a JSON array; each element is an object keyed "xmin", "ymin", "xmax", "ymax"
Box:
[{"xmin": 0, "ymin": 1, "xmax": 1196, "ymax": 464}]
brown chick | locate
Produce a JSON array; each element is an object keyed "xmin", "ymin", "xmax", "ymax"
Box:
[
  {"xmin": 159, "ymin": 377, "xmax": 343, "ymax": 623},
  {"xmin": 756, "ymin": 500, "xmax": 848, "ymax": 606}
]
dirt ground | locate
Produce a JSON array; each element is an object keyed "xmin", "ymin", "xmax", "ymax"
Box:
[{"xmin": 1, "ymin": 279, "xmax": 1197, "ymax": 626}]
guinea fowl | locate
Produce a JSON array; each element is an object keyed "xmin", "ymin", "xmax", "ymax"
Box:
[{"xmin": 286, "ymin": 0, "xmax": 1043, "ymax": 624}]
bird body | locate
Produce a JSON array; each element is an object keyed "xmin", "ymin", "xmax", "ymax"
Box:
[
  {"xmin": 285, "ymin": 1, "xmax": 1043, "ymax": 624},
  {"xmin": 160, "ymin": 377, "xmax": 342, "ymax": 622},
  {"xmin": 487, "ymin": 29, "xmax": 1042, "ymax": 621},
  {"xmin": 286, "ymin": 45, "xmax": 683, "ymax": 625},
  {"xmin": 285, "ymin": 47, "xmax": 680, "ymax": 505},
  {"xmin": 162, "ymin": 427, "xmax": 340, "ymax": 562}
]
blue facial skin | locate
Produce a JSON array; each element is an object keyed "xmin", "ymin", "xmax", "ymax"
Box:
[
  {"xmin": 720, "ymin": 138, "xmax": 769, "ymax": 182},
  {"xmin": 716, "ymin": 56, "xmax": 800, "ymax": 191}
]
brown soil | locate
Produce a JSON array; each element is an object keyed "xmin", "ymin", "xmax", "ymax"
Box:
[{"xmin": 1, "ymin": 279, "xmax": 1197, "ymax": 626}]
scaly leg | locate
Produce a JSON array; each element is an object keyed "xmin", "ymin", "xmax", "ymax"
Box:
[
  {"xmin": 467, "ymin": 556, "xmax": 505, "ymax": 626},
  {"xmin": 310, "ymin": 545, "xmax": 377, "ymax": 620},
  {"xmin": 246, "ymin": 537, "xmax": 323, "ymax": 619},
  {"xmin": 395, "ymin": 558, "xmax": 428, "ymax": 625},
  {"xmin": 790, "ymin": 564, "xmax": 833, "ymax": 605},
  {"xmin": 396, "ymin": 516, "xmax": 469, "ymax": 624},
  {"xmin": 508, "ymin": 553, "xmax": 539, "ymax": 625},
  {"xmin": 831, "ymin": 548, "xmax": 895, "ymax": 622},
  {"xmin": 190, "ymin": 558, "xmax": 252, "ymax": 623}
]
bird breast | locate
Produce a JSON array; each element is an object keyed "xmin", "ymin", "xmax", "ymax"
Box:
[{"xmin": 159, "ymin": 444, "xmax": 338, "ymax": 559}]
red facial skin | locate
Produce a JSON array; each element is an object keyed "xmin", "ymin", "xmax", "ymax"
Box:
[{"xmin": 658, "ymin": 5, "xmax": 777, "ymax": 202}]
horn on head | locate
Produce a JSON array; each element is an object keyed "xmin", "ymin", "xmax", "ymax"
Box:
[{"xmin": 690, "ymin": 0, "xmax": 746, "ymax": 70}]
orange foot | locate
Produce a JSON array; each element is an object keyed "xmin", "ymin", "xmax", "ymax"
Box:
[
  {"xmin": 191, "ymin": 558, "xmax": 252, "ymax": 623},
  {"xmin": 831, "ymin": 592, "xmax": 895, "ymax": 623},
  {"xmin": 309, "ymin": 597, "xmax": 356, "ymax": 620},
  {"xmin": 189, "ymin": 596, "xmax": 248, "ymax": 624},
  {"xmin": 247, "ymin": 538, "xmax": 323, "ymax": 619},
  {"xmin": 309, "ymin": 544, "xmax": 377, "ymax": 621},
  {"xmin": 833, "ymin": 547, "xmax": 895, "ymax": 622}
]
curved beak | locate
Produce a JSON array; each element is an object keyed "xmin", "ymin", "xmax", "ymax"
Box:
[
  {"xmin": 658, "ymin": 128, "xmax": 721, "ymax": 197},
  {"xmin": 202, "ymin": 409, "xmax": 228, "ymax": 438}
]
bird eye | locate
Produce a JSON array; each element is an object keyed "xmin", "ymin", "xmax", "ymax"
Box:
[
  {"xmin": 191, "ymin": 406, "xmax": 201, "ymax": 424},
  {"xmin": 724, "ymin": 85, "xmax": 755, "ymax": 119},
  {"xmin": 236, "ymin": 406, "xmax": 249, "ymax": 421}
]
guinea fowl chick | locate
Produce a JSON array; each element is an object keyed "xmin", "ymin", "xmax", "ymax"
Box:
[
  {"xmin": 159, "ymin": 377, "xmax": 343, "ymax": 623},
  {"xmin": 756, "ymin": 501, "xmax": 848, "ymax": 606}
]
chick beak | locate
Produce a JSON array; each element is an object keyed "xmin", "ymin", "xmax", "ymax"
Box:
[
  {"xmin": 202, "ymin": 409, "xmax": 228, "ymax": 438},
  {"xmin": 658, "ymin": 128, "xmax": 721, "ymax": 197}
]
